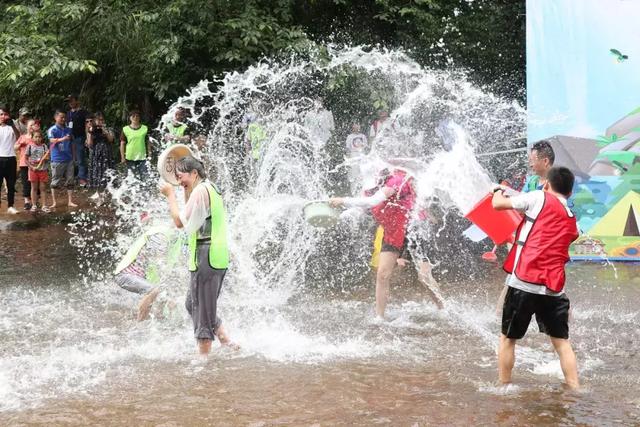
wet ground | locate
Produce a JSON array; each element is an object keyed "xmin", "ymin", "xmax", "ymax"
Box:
[{"xmin": 1, "ymin": 224, "xmax": 640, "ymax": 426}]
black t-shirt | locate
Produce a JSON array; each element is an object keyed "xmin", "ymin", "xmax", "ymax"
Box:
[{"xmin": 66, "ymin": 109, "xmax": 88, "ymax": 138}]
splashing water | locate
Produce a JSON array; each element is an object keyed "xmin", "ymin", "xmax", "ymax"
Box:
[{"xmin": 6, "ymin": 47, "xmax": 637, "ymax": 423}]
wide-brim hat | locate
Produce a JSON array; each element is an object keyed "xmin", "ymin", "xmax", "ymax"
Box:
[{"xmin": 157, "ymin": 144, "xmax": 195, "ymax": 185}]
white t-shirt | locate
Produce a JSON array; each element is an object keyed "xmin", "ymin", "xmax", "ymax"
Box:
[
  {"xmin": 0, "ymin": 125, "xmax": 17, "ymax": 157},
  {"xmin": 179, "ymin": 181, "xmax": 213, "ymax": 238},
  {"xmin": 345, "ymin": 133, "xmax": 368, "ymax": 156},
  {"xmin": 506, "ymin": 190, "xmax": 577, "ymax": 296}
]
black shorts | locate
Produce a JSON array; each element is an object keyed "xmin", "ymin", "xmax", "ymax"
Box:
[
  {"xmin": 501, "ymin": 287, "xmax": 570, "ymax": 339},
  {"xmin": 381, "ymin": 241, "xmax": 405, "ymax": 254}
]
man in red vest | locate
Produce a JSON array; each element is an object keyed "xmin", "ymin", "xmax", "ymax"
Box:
[{"xmin": 492, "ymin": 166, "xmax": 580, "ymax": 389}]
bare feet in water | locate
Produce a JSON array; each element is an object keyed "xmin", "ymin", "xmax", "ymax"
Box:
[{"xmin": 215, "ymin": 325, "xmax": 240, "ymax": 350}]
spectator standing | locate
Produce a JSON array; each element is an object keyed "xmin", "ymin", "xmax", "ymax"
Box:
[
  {"xmin": 120, "ymin": 110, "xmax": 150, "ymax": 180},
  {"xmin": 13, "ymin": 107, "xmax": 32, "ymax": 136},
  {"xmin": 164, "ymin": 108, "xmax": 191, "ymax": 145},
  {"xmin": 14, "ymin": 119, "xmax": 39, "ymax": 210},
  {"xmin": 369, "ymin": 109, "xmax": 392, "ymax": 140},
  {"xmin": 0, "ymin": 105, "xmax": 20, "ymax": 214},
  {"xmin": 25, "ymin": 131, "xmax": 50, "ymax": 212},
  {"xmin": 47, "ymin": 110, "xmax": 77, "ymax": 209},
  {"xmin": 66, "ymin": 95, "xmax": 89, "ymax": 187},
  {"xmin": 86, "ymin": 112, "xmax": 114, "ymax": 192}
]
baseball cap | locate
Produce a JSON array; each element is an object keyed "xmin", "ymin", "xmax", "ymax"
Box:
[{"xmin": 18, "ymin": 107, "xmax": 31, "ymax": 116}]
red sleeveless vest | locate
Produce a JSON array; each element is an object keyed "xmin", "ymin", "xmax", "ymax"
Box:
[
  {"xmin": 503, "ymin": 193, "xmax": 578, "ymax": 293},
  {"xmin": 371, "ymin": 171, "xmax": 415, "ymax": 248}
]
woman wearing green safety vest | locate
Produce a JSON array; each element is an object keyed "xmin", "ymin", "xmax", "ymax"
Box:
[
  {"xmin": 159, "ymin": 155, "xmax": 236, "ymax": 355},
  {"xmin": 120, "ymin": 110, "xmax": 149, "ymax": 180}
]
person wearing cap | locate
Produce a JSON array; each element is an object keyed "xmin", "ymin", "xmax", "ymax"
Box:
[
  {"xmin": 13, "ymin": 107, "xmax": 31, "ymax": 136},
  {"xmin": 66, "ymin": 94, "xmax": 89, "ymax": 187},
  {"xmin": 164, "ymin": 108, "xmax": 191, "ymax": 145},
  {"xmin": 120, "ymin": 110, "xmax": 150, "ymax": 180}
]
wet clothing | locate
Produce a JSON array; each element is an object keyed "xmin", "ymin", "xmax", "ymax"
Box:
[
  {"xmin": 185, "ymin": 243, "xmax": 225, "ymax": 340},
  {"xmin": 114, "ymin": 228, "xmax": 181, "ymax": 296},
  {"xmin": 502, "ymin": 286, "xmax": 570, "ymax": 339},
  {"xmin": 115, "ymin": 273, "xmax": 154, "ymax": 295},
  {"xmin": 180, "ymin": 180, "xmax": 229, "ymax": 341},
  {"xmin": 500, "ymin": 190, "xmax": 577, "ymax": 341},
  {"xmin": 503, "ymin": 191, "xmax": 578, "ymax": 295},
  {"xmin": 371, "ymin": 170, "xmax": 416, "ymax": 248}
]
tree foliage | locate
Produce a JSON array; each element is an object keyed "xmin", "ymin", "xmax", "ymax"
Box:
[{"xmin": 0, "ymin": 0, "xmax": 524, "ymax": 124}]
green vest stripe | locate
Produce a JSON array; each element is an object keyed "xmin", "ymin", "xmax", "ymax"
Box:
[
  {"xmin": 167, "ymin": 123, "xmax": 187, "ymax": 137},
  {"xmin": 123, "ymin": 124, "xmax": 148, "ymax": 161},
  {"xmin": 114, "ymin": 226, "xmax": 182, "ymax": 281},
  {"xmin": 248, "ymin": 123, "xmax": 266, "ymax": 160},
  {"xmin": 188, "ymin": 182, "xmax": 229, "ymax": 271}
]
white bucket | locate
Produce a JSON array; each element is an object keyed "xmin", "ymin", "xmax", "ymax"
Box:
[{"xmin": 157, "ymin": 144, "xmax": 195, "ymax": 185}]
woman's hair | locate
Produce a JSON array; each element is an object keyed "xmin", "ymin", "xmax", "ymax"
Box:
[{"xmin": 175, "ymin": 156, "xmax": 207, "ymax": 179}]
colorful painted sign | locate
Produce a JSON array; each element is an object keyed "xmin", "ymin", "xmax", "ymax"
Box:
[{"xmin": 527, "ymin": 0, "xmax": 640, "ymax": 261}]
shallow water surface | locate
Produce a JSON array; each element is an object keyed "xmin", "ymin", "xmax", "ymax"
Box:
[{"xmin": 1, "ymin": 225, "xmax": 640, "ymax": 425}]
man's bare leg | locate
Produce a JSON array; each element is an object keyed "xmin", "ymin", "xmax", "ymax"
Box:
[
  {"xmin": 417, "ymin": 261, "xmax": 445, "ymax": 309},
  {"xmin": 376, "ymin": 251, "xmax": 399, "ymax": 318},
  {"xmin": 498, "ymin": 334, "xmax": 516, "ymax": 385},
  {"xmin": 50, "ymin": 188, "xmax": 57, "ymax": 208},
  {"xmin": 496, "ymin": 285, "xmax": 508, "ymax": 316},
  {"xmin": 551, "ymin": 337, "xmax": 579, "ymax": 389}
]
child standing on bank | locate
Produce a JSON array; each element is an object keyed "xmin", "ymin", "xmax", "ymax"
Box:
[
  {"xmin": 492, "ymin": 166, "xmax": 580, "ymax": 389},
  {"xmin": 25, "ymin": 132, "xmax": 50, "ymax": 212}
]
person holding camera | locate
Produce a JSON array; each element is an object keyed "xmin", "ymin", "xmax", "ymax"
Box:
[{"xmin": 86, "ymin": 112, "xmax": 114, "ymax": 192}]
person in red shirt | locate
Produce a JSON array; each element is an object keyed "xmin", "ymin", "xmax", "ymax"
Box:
[
  {"xmin": 492, "ymin": 166, "xmax": 579, "ymax": 389},
  {"xmin": 330, "ymin": 168, "xmax": 418, "ymax": 319}
]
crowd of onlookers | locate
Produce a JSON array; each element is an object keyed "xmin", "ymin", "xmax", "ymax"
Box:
[
  {"xmin": 0, "ymin": 95, "xmax": 192, "ymax": 214},
  {"xmin": 0, "ymin": 94, "xmax": 394, "ymax": 216}
]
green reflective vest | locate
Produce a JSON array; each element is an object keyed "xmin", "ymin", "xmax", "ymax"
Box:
[
  {"xmin": 123, "ymin": 124, "xmax": 149, "ymax": 161},
  {"xmin": 167, "ymin": 123, "xmax": 187, "ymax": 137},
  {"xmin": 114, "ymin": 225, "xmax": 183, "ymax": 283},
  {"xmin": 247, "ymin": 122, "xmax": 266, "ymax": 160},
  {"xmin": 188, "ymin": 182, "xmax": 229, "ymax": 271}
]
